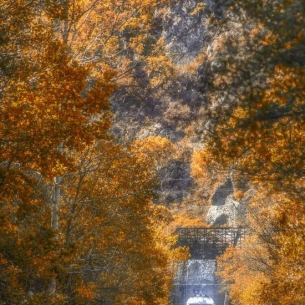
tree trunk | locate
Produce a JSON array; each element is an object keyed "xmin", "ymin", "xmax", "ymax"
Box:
[{"xmin": 49, "ymin": 142, "xmax": 64, "ymax": 295}]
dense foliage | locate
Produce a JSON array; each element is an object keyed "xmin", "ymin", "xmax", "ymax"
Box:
[
  {"xmin": 4, "ymin": 0, "xmax": 304, "ymax": 303},
  {"xmin": 0, "ymin": 1, "xmax": 186, "ymax": 304},
  {"xmin": 193, "ymin": 0, "xmax": 305, "ymax": 304}
]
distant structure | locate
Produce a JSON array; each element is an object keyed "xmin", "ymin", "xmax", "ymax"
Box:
[{"xmin": 176, "ymin": 227, "xmax": 246, "ymax": 259}]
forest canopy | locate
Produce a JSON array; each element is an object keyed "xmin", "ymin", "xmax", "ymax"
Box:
[
  {"xmin": 2, "ymin": 0, "xmax": 305, "ymax": 304},
  {"xmin": 0, "ymin": 1, "xmax": 186, "ymax": 304},
  {"xmin": 193, "ymin": 0, "xmax": 305, "ymax": 304}
]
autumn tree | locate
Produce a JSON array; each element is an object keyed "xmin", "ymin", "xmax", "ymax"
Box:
[
  {"xmin": 40, "ymin": 138, "xmax": 185, "ymax": 304},
  {"xmin": 217, "ymin": 188, "xmax": 305, "ymax": 305},
  {"xmin": 0, "ymin": 0, "xmax": 116, "ymax": 302},
  {"xmin": 194, "ymin": 0, "xmax": 305, "ymax": 304},
  {"xmin": 196, "ymin": 0, "xmax": 305, "ymax": 205},
  {"xmin": 0, "ymin": 0, "xmax": 115, "ymax": 177},
  {"xmin": 45, "ymin": 0, "xmax": 174, "ymax": 110},
  {"xmin": 1, "ymin": 1, "xmax": 187, "ymax": 304}
]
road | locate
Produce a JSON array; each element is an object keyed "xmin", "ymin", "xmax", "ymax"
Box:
[{"xmin": 173, "ymin": 259, "xmax": 226, "ymax": 305}]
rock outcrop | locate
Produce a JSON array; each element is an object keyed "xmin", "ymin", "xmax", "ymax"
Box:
[{"xmin": 207, "ymin": 177, "xmax": 254, "ymax": 226}]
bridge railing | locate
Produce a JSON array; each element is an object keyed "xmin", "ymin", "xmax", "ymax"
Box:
[{"xmin": 176, "ymin": 227, "xmax": 247, "ymax": 259}]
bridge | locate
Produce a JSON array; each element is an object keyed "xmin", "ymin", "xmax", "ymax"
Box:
[
  {"xmin": 172, "ymin": 227, "xmax": 246, "ymax": 304},
  {"xmin": 176, "ymin": 227, "xmax": 246, "ymax": 259}
]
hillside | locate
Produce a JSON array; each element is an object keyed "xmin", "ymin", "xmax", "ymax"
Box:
[
  {"xmin": 2, "ymin": 0, "xmax": 305, "ymax": 304},
  {"xmin": 110, "ymin": 0, "xmax": 245, "ymax": 227}
]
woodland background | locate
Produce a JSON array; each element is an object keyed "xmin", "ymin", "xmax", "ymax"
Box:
[{"xmin": 1, "ymin": 0, "xmax": 305, "ymax": 304}]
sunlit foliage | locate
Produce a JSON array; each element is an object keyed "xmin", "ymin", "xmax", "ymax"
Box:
[
  {"xmin": 195, "ymin": 0, "xmax": 305, "ymax": 303},
  {"xmin": 0, "ymin": 1, "xmax": 185, "ymax": 304}
]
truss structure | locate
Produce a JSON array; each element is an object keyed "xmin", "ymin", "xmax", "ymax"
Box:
[{"xmin": 176, "ymin": 227, "xmax": 246, "ymax": 259}]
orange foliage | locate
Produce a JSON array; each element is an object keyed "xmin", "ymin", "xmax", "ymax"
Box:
[
  {"xmin": 0, "ymin": 1, "xmax": 182, "ymax": 304},
  {"xmin": 200, "ymin": 0, "xmax": 305, "ymax": 303}
]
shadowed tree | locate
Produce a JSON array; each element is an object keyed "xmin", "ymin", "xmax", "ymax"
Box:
[{"xmin": 194, "ymin": 1, "xmax": 305, "ymax": 304}]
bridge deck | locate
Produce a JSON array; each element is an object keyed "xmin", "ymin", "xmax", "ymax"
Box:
[{"xmin": 176, "ymin": 227, "xmax": 246, "ymax": 259}]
